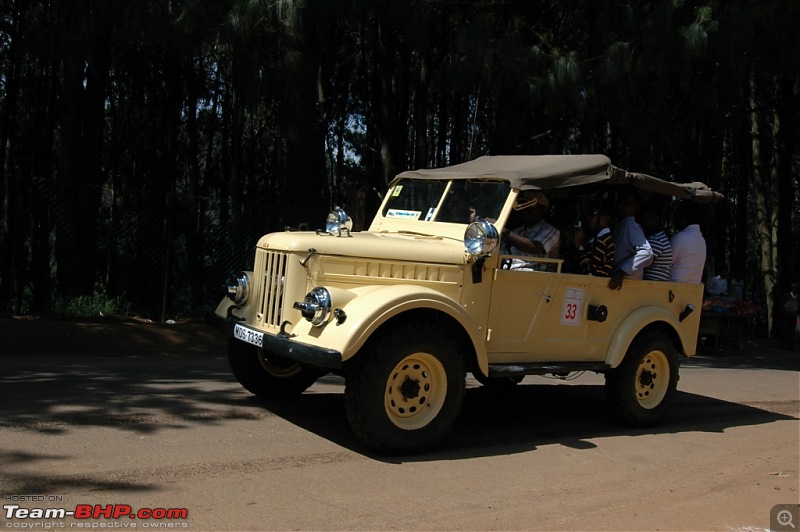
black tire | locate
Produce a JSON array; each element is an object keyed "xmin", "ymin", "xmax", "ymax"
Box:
[
  {"xmin": 605, "ymin": 330, "xmax": 679, "ymax": 427},
  {"xmin": 344, "ymin": 322, "xmax": 466, "ymax": 454},
  {"xmin": 228, "ymin": 338, "xmax": 323, "ymax": 398}
]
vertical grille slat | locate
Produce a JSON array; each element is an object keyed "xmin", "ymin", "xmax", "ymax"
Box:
[{"xmin": 256, "ymin": 249, "xmax": 288, "ymax": 328}]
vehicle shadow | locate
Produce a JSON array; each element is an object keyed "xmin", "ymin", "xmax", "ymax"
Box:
[
  {"xmin": 685, "ymin": 345, "xmax": 800, "ymax": 372},
  {"xmin": 1, "ymin": 318, "xmax": 795, "ymax": 469},
  {"xmin": 256, "ymin": 380, "xmax": 798, "ymax": 462}
]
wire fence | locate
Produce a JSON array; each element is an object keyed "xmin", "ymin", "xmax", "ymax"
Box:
[
  {"xmin": 3, "ymin": 174, "xmax": 791, "ymax": 335},
  {"xmin": 7, "ymin": 176, "xmax": 271, "ymax": 321}
]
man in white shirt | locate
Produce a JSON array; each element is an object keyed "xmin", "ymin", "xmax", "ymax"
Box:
[
  {"xmin": 609, "ymin": 189, "xmax": 653, "ymax": 290},
  {"xmin": 669, "ymin": 202, "xmax": 706, "ymax": 283}
]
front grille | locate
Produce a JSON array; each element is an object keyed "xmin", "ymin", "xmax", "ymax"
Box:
[{"xmin": 255, "ymin": 249, "xmax": 288, "ymax": 327}]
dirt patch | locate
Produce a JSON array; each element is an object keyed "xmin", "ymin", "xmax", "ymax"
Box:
[{"xmin": 0, "ymin": 316, "xmax": 226, "ymax": 357}]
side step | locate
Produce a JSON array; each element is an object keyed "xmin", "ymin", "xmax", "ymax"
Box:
[{"xmin": 488, "ymin": 362, "xmax": 611, "ymax": 377}]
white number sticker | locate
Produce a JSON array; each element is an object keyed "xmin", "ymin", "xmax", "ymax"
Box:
[
  {"xmin": 234, "ymin": 324, "xmax": 264, "ymax": 348},
  {"xmin": 561, "ymin": 288, "xmax": 584, "ymax": 326}
]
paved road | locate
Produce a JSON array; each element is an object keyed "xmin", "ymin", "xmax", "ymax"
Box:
[{"xmin": 1, "ymin": 319, "xmax": 798, "ymax": 531}]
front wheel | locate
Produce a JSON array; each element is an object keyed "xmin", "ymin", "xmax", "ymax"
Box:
[
  {"xmin": 605, "ymin": 331, "xmax": 679, "ymax": 427},
  {"xmin": 344, "ymin": 322, "xmax": 466, "ymax": 454},
  {"xmin": 228, "ymin": 338, "xmax": 324, "ymax": 398}
]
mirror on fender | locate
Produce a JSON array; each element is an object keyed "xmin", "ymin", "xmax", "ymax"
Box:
[{"xmin": 325, "ymin": 207, "xmax": 353, "ymax": 236}]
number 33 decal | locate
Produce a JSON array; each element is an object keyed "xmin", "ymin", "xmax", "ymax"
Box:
[{"xmin": 561, "ymin": 288, "xmax": 584, "ymax": 325}]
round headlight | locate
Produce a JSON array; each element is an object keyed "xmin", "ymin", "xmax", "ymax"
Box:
[
  {"xmin": 326, "ymin": 207, "xmax": 353, "ymax": 235},
  {"xmin": 293, "ymin": 287, "xmax": 332, "ymax": 326},
  {"xmin": 226, "ymin": 271, "xmax": 250, "ymax": 305},
  {"xmin": 464, "ymin": 220, "xmax": 499, "ymax": 257}
]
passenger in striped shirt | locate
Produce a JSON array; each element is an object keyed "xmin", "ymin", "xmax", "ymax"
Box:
[
  {"xmin": 640, "ymin": 204, "xmax": 672, "ymax": 281},
  {"xmin": 574, "ymin": 200, "xmax": 615, "ymax": 277}
]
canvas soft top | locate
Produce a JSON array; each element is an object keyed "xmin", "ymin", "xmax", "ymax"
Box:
[{"xmin": 395, "ymin": 155, "xmax": 724, "ymax": 203}]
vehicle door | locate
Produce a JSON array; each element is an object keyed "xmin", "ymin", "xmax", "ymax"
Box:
[{"xmin": 485, "ymin": 262, "xmax": 604, "ymax": 363}]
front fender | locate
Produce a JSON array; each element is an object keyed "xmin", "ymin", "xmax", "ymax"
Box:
[
  {"xmin": 296, "ymin": 284, "xmax": 487, "ymax": 368},
  {"xmin": 604, "ymin": 306, "xmax": 685, "ymax": 368}
]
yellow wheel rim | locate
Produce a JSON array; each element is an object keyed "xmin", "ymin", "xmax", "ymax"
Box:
[
  {"xmin": 258, "ymin": 350, "xmax": 301, "ymax": 378},
  {"xmin": 635, "ymin": 349, "xmax": 670, "ymax": 409},
  {"xmin": 385, "ymin": 352, "xmax": 447, "ymax": 430}
]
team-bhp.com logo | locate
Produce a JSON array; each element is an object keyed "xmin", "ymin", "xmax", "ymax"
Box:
[{"xmin": 4, "ymin": 503, "xmax": 188, "ymax": 527}]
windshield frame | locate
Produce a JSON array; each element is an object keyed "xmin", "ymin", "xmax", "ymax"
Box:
[{"xmin": 378, "ymin": 178, "xmax": 512, "ymax": 224}]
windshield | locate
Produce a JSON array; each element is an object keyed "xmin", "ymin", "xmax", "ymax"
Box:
[{"xmin": 383, "ymin": 179, "xmax": 511, "ymax": 224}]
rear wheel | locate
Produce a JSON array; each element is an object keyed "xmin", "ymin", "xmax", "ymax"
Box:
[
  {"xmin": 605, "ymin": 331, "xmax": 679, "ymax": 427},
  {"xmin": 228, "ymin": 338, "xmax": 323, "ymax": 398},
  {"xmin": 344, "ymin": 322, "xmax": 466, "ymax": 454}
]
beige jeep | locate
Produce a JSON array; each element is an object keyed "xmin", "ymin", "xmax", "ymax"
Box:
[{"xmin": 207, "ymin": 155, "xmax": 722, "ymax": 454}]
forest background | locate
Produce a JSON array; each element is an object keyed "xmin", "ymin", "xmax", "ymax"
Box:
[{"xmin": 0, "ymin": 0, "xmax": 797, "ymax": 335}]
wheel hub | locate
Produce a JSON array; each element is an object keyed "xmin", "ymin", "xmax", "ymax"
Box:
[
  {"xmin": 635, "ymin": 352, "xmax": 669, "ymax": 409},
  {"xmin": 399, "ymin": 377, "xmax": 421, "ymax": 399},
  {"xmin": 639, "ymin": 370, "xmax": 655, "ymax": 387}
]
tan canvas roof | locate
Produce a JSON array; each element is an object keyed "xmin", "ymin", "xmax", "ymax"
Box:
[{"xmin": 395, "ymin": 155, "xmax": 724, "ymax": 203}]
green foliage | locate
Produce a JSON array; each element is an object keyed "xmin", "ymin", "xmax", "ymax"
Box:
[
  {"xmin": 52, "ymin": 294, "xmax": 130, "ymax": 319},
  {"xmin": 0, "ymin": 0, "xmax": 796, "ymax": 324}
]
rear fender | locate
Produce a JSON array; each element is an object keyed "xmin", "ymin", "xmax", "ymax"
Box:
[{"xmin": 605, "ymin": 306, "xmax": 685, "ymax": 368}]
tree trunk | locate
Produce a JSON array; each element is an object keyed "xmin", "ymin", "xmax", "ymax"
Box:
[
  {"xmin": 55, "ymin": 1, "xmax": 109, "ymax": 298},
  {"xmin": 773, "ymin": 73, "xmax": 798, "ymax": 303},
  {"xmin": 749, "ymin": 69, "xmax": 777, "ymax": 334},
  {"xmin": 283, "ymin": 12, "xmax": 329, "ymax": 229},
  {"xmin": 413, "ymin": 51, "xmax": 429, "ymax": 169},
  {"xmin": 0, "ymin": 1, "xmax": 22, "ymax": 313},
  {"xmin": 375, "ymin": 15, "xmax": 405, "ymax": 187}
]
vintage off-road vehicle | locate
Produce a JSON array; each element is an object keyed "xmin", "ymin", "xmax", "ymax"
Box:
[{"xmin": 207, "ymin": 155, "xmax": 722, "ymax": 454}]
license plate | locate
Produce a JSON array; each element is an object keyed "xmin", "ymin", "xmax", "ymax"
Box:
[{"xmin": 234, "ymin": 323, "xmax": 264, "ymax": 348}]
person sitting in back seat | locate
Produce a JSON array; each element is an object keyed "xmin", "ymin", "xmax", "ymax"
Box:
[{"xmin": 573, "ymin": 200, "xmax": 615, "ymax": 277}]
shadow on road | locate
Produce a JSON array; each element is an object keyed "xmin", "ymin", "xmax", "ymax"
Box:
[
  {"xmin": 684, "ymin": 344, "xmax": 800, "ymax": 372},
  {"xmin": 0, "ymin": 449, "xmax": 158, "ymax": 494},
  {"xmin": 1, "ymin": 318, "xmax": 796, "ymax": 473},
  {"xmin": 258, "ymin": 382, "xmax": 797, "ymax": 462}
]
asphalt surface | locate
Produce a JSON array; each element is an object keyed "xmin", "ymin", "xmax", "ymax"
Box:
[{"xmin": 0, "ymin": 318, "xmax": 798, "ymax": 531}]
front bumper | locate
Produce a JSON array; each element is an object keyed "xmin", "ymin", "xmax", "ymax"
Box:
[{"xmin": 205, "ymin": 312, "xmax": 343, "ymax": 370}]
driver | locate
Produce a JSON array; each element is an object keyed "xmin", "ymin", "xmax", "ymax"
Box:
[
  {"xmin": 501, "ymin": 190, "xmax": 560, "ymax": 271},
  {"xmin": 438, "ymin": 192, "xmax": 478, "ymax": 223}
]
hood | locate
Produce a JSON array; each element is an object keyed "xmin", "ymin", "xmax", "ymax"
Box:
[{"xmin": 257, "ymin": 230, "xmax": 468, "ymax": 264}]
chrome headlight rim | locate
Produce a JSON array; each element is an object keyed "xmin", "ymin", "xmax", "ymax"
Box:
[
  {"xmin": 464, "ymin": 219, "xmax": 499, "ymax": 257},
  {"xmin": 226, "ymin": 271, "xmax": 250, "ymax": 306},
  {"xmin": 295, "ymin": 287, "xmax": 333, "ymax": 326}
]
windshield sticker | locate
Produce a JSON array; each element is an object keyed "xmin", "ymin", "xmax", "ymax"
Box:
[
  {"xmin": 561, "ymin": 288, "xmax": 584, "ymax": 326},
  {"xmin": 424, "ymin": 207, "xmax": 436, "ymax": 221},
  {"xmin": 391, "ymin": 185, "xmax": 404, "ymax": 197},
  {"xmin": 386, "ymin": 209, "xmax": 422, "ymax": 219}
]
